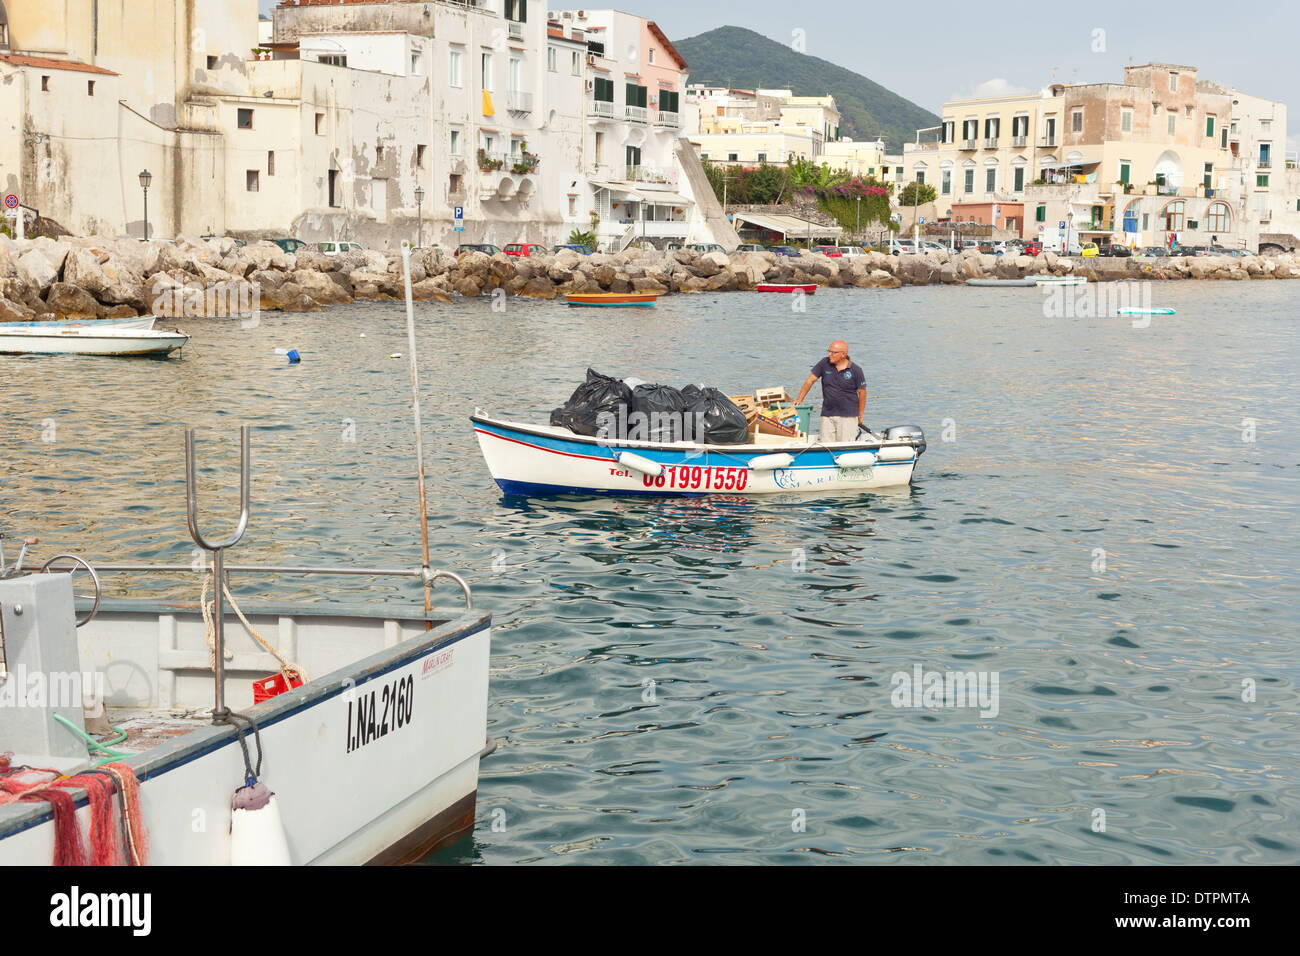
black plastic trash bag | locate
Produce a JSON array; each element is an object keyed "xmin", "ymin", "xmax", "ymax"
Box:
[
  {"xmin": 630, "ymin": 383, "xmax": 687, "ymax": 442},
  {"xmin": 555, "ymin": 369, "xmax": 632, "ymax": 438},
  {"xmin": 684, "ymin": 387, "xmax": 749, "ymax": 444}
]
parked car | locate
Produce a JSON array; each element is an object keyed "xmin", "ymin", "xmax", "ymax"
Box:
[
  {"xmin": 770, "ymin": 245, "xmax": 802, "ymax": 257},
  {"xmin": 688, "ymin": 242, "xmax": 728, "ymax": 254},
  {"xmin": 1175, "ymin": 245, "xmax": 1210, "ymax": 257},
  {"xmin": 202, "ymin": 235, "xmax": 246, "ymax": 248},
  {"xmin": 271, "ymin": 238, "xmax": 309, "ymax": 254},
  {"xmin": 456, "ymin": 243, "xmax": 503, "ymax": 257},
  {"xmin": 1100, "ymin": 244, "xmax": 1132, "ymax": 257},
  {"xmin": 1135, "ymin": 246, "xmax": 1166, "ymax": 258},
  {"xmin": 735, "ymin": 243, "xmax": 766, "ymax": 253},
  {"xmin": 811, "ymin": 244, "xmax": 843, "ymax": 257},
  {"xmin": 1022, "ymin": 240, "xmax": 1043, "ymax": 256},
  {"xmin": 504, "ymin": 242, "xmax": 548, "ymax": 257},
  {"xmin": 665, "ymin": 241, "xmax": 685, "ymax": 252},
  {"xmin": 917, "ymin": 241, "xmax": 946, "ymax": 254},
  {"xmin": 552, "ymin": 243, "xmax": 593, "ymax": 255},
  {"xmin": 837, "ymin": 245, "xmax": 867, "ymax": 257},
  {"xmin": 887, "ymin": 239, "xmax": 917, "ymax": 255},
  {"xmin": 317, "ymin": 241, "xmax": 363, "ymax": 255}
]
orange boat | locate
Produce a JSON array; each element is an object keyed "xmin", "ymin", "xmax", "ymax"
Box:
[{"xmin": 565, "ymin": 292, "xmax": 659, "ymax": 308}]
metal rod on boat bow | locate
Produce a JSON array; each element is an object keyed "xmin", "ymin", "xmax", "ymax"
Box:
[
  {"xmin": 185, "ymin": 425, "xmax": 252, "ymax": 722},
  {"xmin": 401, "ymin": 244, "xmax": 434, "ymax": 627}
]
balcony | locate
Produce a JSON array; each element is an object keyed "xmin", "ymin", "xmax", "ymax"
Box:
[
  {"xmin": 508, "ymin": 150, "xmax": 539, "ymax": 175},
  {"xmin": 592, "ymin": 99, "xmax": 616, "ymax": 120},
  {"xmin": 507, "ymin": 90, "xmax": 533, "ymax": 113},
  {"xmin": 508, "ymin": 21, "xmax": 523, "ymax": 40},
  {"xmin": 961, "ymin": 139, "xmax": 978, "ymax": 150},
  {"xmin": 627, "ymin": 164, "xmax": 677, "ymax": 185},
  {"xmin": 984, "ymin": 137, "xmax": 998, "ymax": 148},
  {"xmin": 654, "ymin": 110, "xmax": 679, "ymax": 128},
  {"xmin": 1038, "ymin": 137, "xmax": 1056, "ymax": 147},
  {"xmin": 1012, "ymin": 135, "xmax": 1027, "ymax": 147},
  {"xmin": 625, "ymin": 105, "xmax": 648, "ymax": 124},
  {"xmin": 476, "ymin": 149, "xmax": 507, "ymax": 172},
  {"xmin": 1259, "ymin": 209, "xmax": 1271, "ymax": 222},
  {"xmin": 1257, "ymin": 159, "xmax": 1271, "ymax": 169}
]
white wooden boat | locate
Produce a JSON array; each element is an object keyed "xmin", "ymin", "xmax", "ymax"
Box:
[
  {"xmin": 472, "ymin": 411, "xmax": 926, "ymax": 496},
  {"xmin": 0, "ymin": 316, "xmax": 156, "ymax": 331},
  {"xmin": 0, "ymin": 326, "xmax": 185, "ymax": 356}
]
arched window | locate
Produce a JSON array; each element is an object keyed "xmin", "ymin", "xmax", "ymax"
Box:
[
  {"xmin": 1161, "ymin": 200, "xmax": 1185, "ymax": 231},
  {"xmin": 1207, "ymin": 201, "xmax": 1230, "ymax": 233}
]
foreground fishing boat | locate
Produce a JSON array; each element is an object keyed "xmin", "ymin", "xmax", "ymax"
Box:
[
  {"xmin": 755, "ymin": 283, "xmax": 817, "ymax": 294},
  {"xmin": 0, "ymin": 326, "xmax": 186, "ymax": 356},
  {"xmin": 566, "ymin": 292, "xmax": 659, "ymax": 307},
  {"xmin": 471, "ymin": 411, "xmax": 925, "ymax": 496}
]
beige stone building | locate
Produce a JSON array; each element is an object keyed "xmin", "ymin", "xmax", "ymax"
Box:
[{"xmin": 903, "ymin": 62, "xmax": 1296, "ymax": 251}]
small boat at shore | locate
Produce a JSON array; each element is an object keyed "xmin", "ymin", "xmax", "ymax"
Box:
[
  {"xmin": 566, "ymin": 292, "xmax": 659, "ymax": 307},
  {"xmin": 755, "ymin": 283, "xmax": 817, "ymax": 294},
  {"xmin": 0, "ymin": 316, "xmax": 156, "ymax": 331},
  {"xmin": 471, "ymin": 411, "xmax": 926, "ymax": 496},
  {"xmin": 0, "ymin": 326, "xmax": 186, "ymax": 356}
]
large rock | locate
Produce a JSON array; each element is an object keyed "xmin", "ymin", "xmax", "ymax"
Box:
[
  {"xmin": 453, "ymin": 276, "xmax": 482, "ymax": 297},
  {"xmin": 0, "ymin": 296, "xmax": 35, "ymax": 322},
  {"xmin": 98, "ymin": 256, "xmax": 148, "ymax": 309},
  {"xmin": 348, "ymin": 270, "xmax": 397, "ymax": 298},
  {"xmin": 410, "ymin": 278, "xmax": 454, "ymax": 302},
  {"xmin": 45, "ymin": 282, "xmax": 104, "ymax": 319},
  {"xmin": 631, "ymin": 277, "xmax": 669, "ymax": 293},
  {"xmin": 17, "ymin": 251, "xmax": 58, "ymax": 295},
  {"xmin": 694, "ymin": 251, "xmax": 729, "ymax": 277},
  {"xmin": 519, "ymin": 277, "xmax": 557, "ymax": 299},
  {"xmin": 292, "ymin": 269, "xmax": 353, "ymax": 304}
]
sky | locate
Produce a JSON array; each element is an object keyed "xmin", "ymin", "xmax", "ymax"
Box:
[{"xmin": 258, "ymin": 0, "xmax": 1300, "ymax": 153}]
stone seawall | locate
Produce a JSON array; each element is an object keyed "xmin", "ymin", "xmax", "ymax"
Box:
[{"xmin": 2, "ymin": 234, "xmax": 1298, "ymax": 321}]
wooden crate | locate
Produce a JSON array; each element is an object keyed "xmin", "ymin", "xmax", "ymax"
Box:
[
  {"xmin": 754, "ymin": 386, "xmax": 793, "ymax": 409},
  {"xmin": 729, "ymin": 394, "xmax": 759, "ymax": 423},
  {"xmin": 750, "ymin": 416, "xmax": 799, "ymax": 439}
]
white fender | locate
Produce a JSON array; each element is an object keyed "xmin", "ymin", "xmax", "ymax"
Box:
[
  {"xmin": 748, "ymin": 453, "xmax": 795, "ymax": 471},
  {"xmin": 875, "ymin": 445, "xmax": 914, "ymax": 462},
  {"xmin": 231, "ymin": 783, "xmax": 292, "ymax": 866},
  {"xmin": 834, "ymin": 451, "xmax": 877, "ymax": 468},
  {"xmin": 616, "ymin": 451, "xmax": 664, "ymax": 477}
]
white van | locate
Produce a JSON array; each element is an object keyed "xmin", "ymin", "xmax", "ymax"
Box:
[{"xmin": 318, "ymin": 241, "xmax": 363, "ymax": 255}]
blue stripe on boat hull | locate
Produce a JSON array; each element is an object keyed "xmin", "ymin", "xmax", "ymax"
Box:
[{"xmin": 497, "ymin": 478, "xmax": 705, "ymax": 497}]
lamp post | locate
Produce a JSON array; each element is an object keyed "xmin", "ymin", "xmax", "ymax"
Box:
[
  {"xmin": 139, "ymin": 169, "xmax": 152, "ymax": 240},
  {"xmin": 1065, "ymin": 210, "xmax": 1074, "ymax": 255},
  {"xmin": 855, "ymin": 195, "xmax": 861, "ymax": 239},
  {"xmin": 414, "ymin": 185, "xmax": 425, "ymax": 248}
]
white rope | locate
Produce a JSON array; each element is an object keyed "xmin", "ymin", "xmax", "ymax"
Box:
[{"xmin": 201, "ymin": 570, "xmax": 306, "ymax": 683}]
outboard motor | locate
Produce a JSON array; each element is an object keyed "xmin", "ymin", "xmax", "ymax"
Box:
[{"xmin": 883, "ymin": 424, "xmax": 927, "ymax": 456}]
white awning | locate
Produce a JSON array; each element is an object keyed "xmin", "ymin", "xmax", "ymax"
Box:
[
  {"xmin": 637, "ymin": 190, "xmax": 692, "ymax": 206},
  {"xmin": 731, "ymin": 211, "xmax": 843, "ymax": 238},
  {"xmin": 590, "ymin": 180, "xmax": 642, "ymax": 201}
]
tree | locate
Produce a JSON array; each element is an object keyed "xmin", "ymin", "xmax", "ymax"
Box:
[{"xmin": 898, "ymin": 182, "xmax": 937, "ymax": 206}]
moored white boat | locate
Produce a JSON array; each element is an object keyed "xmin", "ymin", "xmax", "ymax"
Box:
[
  {"xmin": 0, "ymin": 316, "xmax": 156, "ymax": 331},
  {"xmin": 0, "ymin": 326, "xmax": 186, "ymax": 356},
  {"xmin": 471, "ymin": 411, "xmax": 926, "ymax": 496}
]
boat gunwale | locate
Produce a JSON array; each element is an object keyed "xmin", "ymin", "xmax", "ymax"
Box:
[
  {"xmin": 0, "ymin": 603, "xmax": 491, "ymax": 842},
  {"xmin": 471, "ymin": 412, "xmax": 918, "ymax": 456}
]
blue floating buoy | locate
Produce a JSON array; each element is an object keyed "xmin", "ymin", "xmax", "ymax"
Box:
[{"xmin": 274, "ymin": 348, "xmax": 302, "ymax": 363}]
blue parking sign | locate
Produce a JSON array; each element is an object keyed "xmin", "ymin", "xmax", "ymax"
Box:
[
  {"xmin": 1058, "ymin": 220, "xmax": 1066, "ymax": 229},
  {"xmin": 454, "ymin": 206, "xmax": 464, "ymax": 220}
]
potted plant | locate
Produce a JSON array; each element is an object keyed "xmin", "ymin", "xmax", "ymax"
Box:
[{"xmin": 477, "ymin": 148, "xmax": 503, "ymax": 172}]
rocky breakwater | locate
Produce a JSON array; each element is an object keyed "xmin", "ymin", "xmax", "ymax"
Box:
[{"xmin": 3, "ymin": 235, "xmax": 1300, "ymax": 322}]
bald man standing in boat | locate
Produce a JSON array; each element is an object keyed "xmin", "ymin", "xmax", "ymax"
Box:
[{"xmin": 795, "ymin": 340, "xmax": 867, "ymax": 443}]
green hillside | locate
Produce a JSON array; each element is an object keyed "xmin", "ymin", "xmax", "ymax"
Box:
[{"xmin": 673, "ymin": 26, "xmax": 939, "ymax": 152}]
